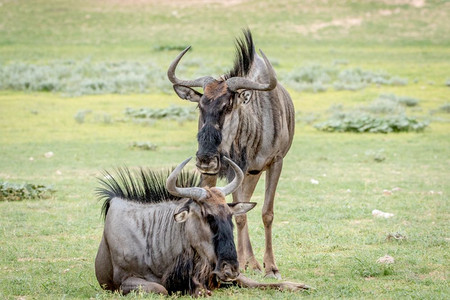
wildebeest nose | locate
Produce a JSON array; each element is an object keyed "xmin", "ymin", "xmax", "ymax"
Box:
[
  {"xmin": 223, "ymin": 263, "xmax": 239, "ymax": 280},
  {"xmin": 195, "ymin": 154, "xmax": 220, "ymax": 173}
]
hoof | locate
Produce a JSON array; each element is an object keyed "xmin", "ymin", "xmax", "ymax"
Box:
[
  {"xmin": 264, "ymin": 270, "xmax": 282, "ymax": 280},
  {"xmin": 241, "ymin": 257, "xmax": 262, "ymax": 273},
  {"xmin": 281, "ymin": 281, "xmax": 312, "ymax": 291}
]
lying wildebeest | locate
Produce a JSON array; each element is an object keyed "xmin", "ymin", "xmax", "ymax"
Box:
[
  {"xmin": 167, "ymin": 30, "xmax": 295, "ymax": 279},
  {"xmin": 94, "ymin": 157, "xmax": 308, "ymax": 296}
]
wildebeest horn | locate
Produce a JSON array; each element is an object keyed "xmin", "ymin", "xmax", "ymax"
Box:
[
  {"xmin": 167, "ymin": 46, "xmax": 215, "ymax": 88},
  {"xmin": 226, "ymin": 49, "xmax": 277, "ymax": 92},
  {"xmin": 216, "ymin": 157, "xmax": 244, "ymax": 196},
  {"xmin": 166, "ymin": 157, "xmax": 208, "ymax": 201}
]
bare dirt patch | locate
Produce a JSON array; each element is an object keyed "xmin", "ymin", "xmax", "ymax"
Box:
[
  {"xmin": 294, "ymin": 17, "xmax": 363, "ymax": 35},
  {"xmin": 380, "ymin": 0, "xmax": 426, "ymax": 8},
  {"xmin": 101, "ymin": 0, "xmax": 245, "ymax": 7}
]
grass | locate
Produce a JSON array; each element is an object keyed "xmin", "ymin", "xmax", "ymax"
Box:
[{"xmin": 0, "ymin": 0, "xmax": 449, "ymax": 299}]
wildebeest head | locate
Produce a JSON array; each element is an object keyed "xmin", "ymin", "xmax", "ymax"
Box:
[
  {"xmin": 166, "ymin": 157, "xmax": 256, "ymax": 282},
  {"xmin": 167, "ymin": 41, "xmax": 277, "ymax": 176}
]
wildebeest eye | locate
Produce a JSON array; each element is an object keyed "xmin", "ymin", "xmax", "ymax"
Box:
[{"xmin": 206, "ymin": 214, "xmax": 218, "ymax": 233}]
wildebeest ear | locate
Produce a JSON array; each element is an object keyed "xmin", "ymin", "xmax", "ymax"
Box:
[
  {"xmin": 228, "ymin": 202, "xmax": 257, "ymax": 215},
  {"xmin": 173, "ymin": 85, "xmax": 202, "ymax": 103},
  {"xmin": 238, "ymin": 90, "xmax": 253, "ymax": 104},
  {"xmin": 174, "ymin": 206, "xmax": 190, "ymax": 223}
]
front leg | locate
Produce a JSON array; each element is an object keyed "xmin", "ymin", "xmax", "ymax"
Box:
[
  {"xmin": 234, "ymin": 274, "xmax": 310, "ymax": 292},
  {"xmin": 120, "ymin": 277, "xmax": 168, "ymax": 295},
  {"xmin": 232, "ymin": 173, "xmax": 262, "ymax": 272},
  {"xmin": 191, "ymin": 276, "xmax": 212, "ymax": 297}
]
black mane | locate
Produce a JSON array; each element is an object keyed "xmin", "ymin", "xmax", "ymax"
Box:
[
  {"xmin": 225, "ymin": 29, "xmax": 255, "ymax": 79},
  {"xmin": 97, "ymin": 167, "xmax": 201, "ymax": 219}
]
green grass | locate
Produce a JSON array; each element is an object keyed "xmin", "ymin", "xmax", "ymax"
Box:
[{"xmin": 0, "ymin": 0, "xmax": 449, "ymax": 299}]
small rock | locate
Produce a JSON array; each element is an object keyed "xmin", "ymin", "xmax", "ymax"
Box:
[
  {"xmin": 44, "ymin": 151, "xmax": 54, "ymax": 158},
  {"xmin": 55, "ymin": 170, "xmax": 62, "ymax": 175},
  {"xmin": 310, "ymin": 179, "xmax": 319, "ymax": 185},
  {"xmin": 29, "ymin": 157, "xmax": 34, "ymax": 161},
  {"xmin": 372, "ymin": 209, "xmax": 394, "ymax": 218},
  {"xmin": 377, "ymin": 255, "xmax": 394, "ymax": 264}
]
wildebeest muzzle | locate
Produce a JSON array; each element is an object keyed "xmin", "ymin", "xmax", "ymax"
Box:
[
  {"xmin": 196, "ymin": 122, "xmax": 222, "ymax": 175},
  {"xmin": 196, "ymin": 152, "xmax": 221, "ymax": 175},
  {"xmin": 212, "ymin": 262, "xmax": 240, "ymax": 283}
]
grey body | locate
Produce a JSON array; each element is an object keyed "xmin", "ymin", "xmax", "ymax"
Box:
[
  {"xmin": 168, "ymin": 30, "xmax": 295, "ymax": 279},
  {"xmin": 95, "ymin": 157, "xmax": 256, "ymax": 295},
  {"xmin": 95, "ymin": 199, "xmax": 186, "ymax": 292},
  {"xmin": 94, "ymin": 158, "xmax": 309, "ymax": 295}
]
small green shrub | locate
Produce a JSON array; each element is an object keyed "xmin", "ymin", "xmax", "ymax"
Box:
[
  {"xmin": 74, "ymin": 109, "xmax": 92, "ymax": 124},
  {"xmin": 153, "ymin": 45, "xmax": 189, "ymax": 52},
  {"xmin": 363, "ymin": 97, "xmax": 405, "ymax": 115},
  {"xmin": 352, "ymin": 257, "xmax": 395, "ymax": 278},
  {"xmin": 0, "ymin": 181, "xmax": 54, "ymax": 201},
  {"xmin": 438, "ymin": 103, "xmax": 450, "ymax": 113},
  {"xmin": 378, "ymin": 93, "xmax": 420, "ymax": 107},
  {"xmin": 284, "ymin": 64, "xmax": 335, "ymax": 92},
  {"xmin": 361, "ymin": 94, "xmax": 419, "ymax": 115},
  {"xmin": 125, "ymin": 105, "xmax": 197, "ymax": 122},
  {"xmin": 365, "ymin": 149, "xmax": 386, "ymax": 162},
  {"xmin": 129, "ymin": 142, "xmax": 158, "ymax": 151},
  {"xmin": 334, "ymin": 69, "xmax": 407, "ymax": 91}
]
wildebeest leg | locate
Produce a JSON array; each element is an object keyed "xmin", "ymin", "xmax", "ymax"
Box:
[
  {"xmin": 120, "ymin": 277, "xmax": 168, "ymax": 295},
  {"xmin": 95, "ymin": 236, "xmax": 115, "ymax": 291},
  {"xmin": 235, "ymin": 274, "xmax": 310, "ymax": 291},
  {"xmin": 263, "ymin": 158, "xmax": 283, "ymax": 279},
  {"xmin": 200, "ymin": 174, "xmax": 217, "ymax": 188},
  {"xmin": 232, "ymin": 173, "xmax": 262, "ymax": 272}
]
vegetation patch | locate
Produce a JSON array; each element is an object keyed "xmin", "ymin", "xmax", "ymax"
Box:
[
  {"xmin": 314, "ymin": 93, "xmax": 427, "ymax": 133},
  {"xmin": 283, "ymin": 65, "xmax": 407, "ymax": 92},
  {"xmin": 352, "ymin": 256, "xmax": 395, "ymax": 278},
  {"xmin": 153, "ymin": 44, "xmax": 189, "ymax": 52},
  {"xmin": 129, "ymin": 142, "xmax": 158, "ymax": 151},
  {"xmin": 0, "ymin": 59, "xmax": 409, "ymax": 96},
  {"xmin": 437, "ymin": 103, "xmax": 450, "ymax": 114},
  {"xmin": 124, "ymin": 105, "xmax": 197, "ymax": 123},
  {"xmin": 0, "ymin": 181, "xmax": 54, "ymax": 201},
  {"xmin": 314, "ymin": 112, "xmax": 428, "ymax": 133},
  {"xmin": 334, "ymin": 68, "xmax": 407, "ymax": 91},
  {"xmin": 0, "ymin": 60, "xmax": 172, "ymax": 96},
  {"xmin": 283, "ymin": 64, "xmax": 334, "ymax": 92}
]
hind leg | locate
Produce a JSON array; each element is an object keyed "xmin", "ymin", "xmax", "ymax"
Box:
[
  {"xmin": 95, "ymin": 235, "xmax": 115, "ymax": 290},
  {"xmin": 262, "ymin": 158, "xmax": 283, "ymax": 279},
  {"xmin": 120, "ymin": 277, "xmax": 168, "ymax": 295}
]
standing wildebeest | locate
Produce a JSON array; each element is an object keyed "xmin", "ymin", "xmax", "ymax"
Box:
[
  {"xmin": 167, "ymin": 30, "xmax": 295, "ymax": 279},
  {"xmin": 94, "ymin": 157, "xmax": 308, "ymax": 296}
]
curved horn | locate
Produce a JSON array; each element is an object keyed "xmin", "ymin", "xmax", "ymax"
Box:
[
  {"xmin": 166, "ymin": 157, "xmax": 207, "ymax": 201},
  {"xmin": 167, "ymin": 46, "xmax": 215, "ymax": 87},
  {"xmin": 216, "ymin": 157, "xmax": 244, "ymax": 196},
  {"xmin": 226, "ymin": 49, "xmax": 277, "ymax": 92}
]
